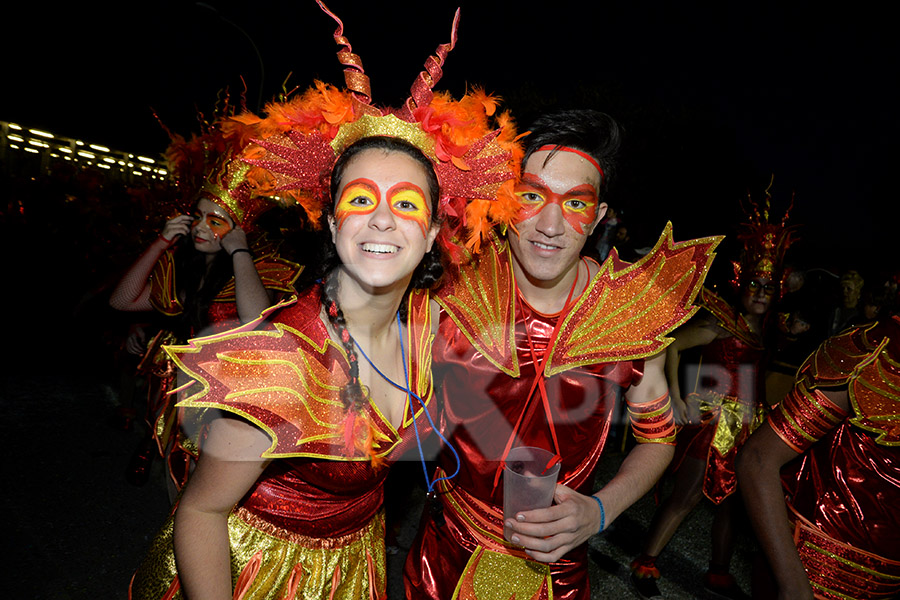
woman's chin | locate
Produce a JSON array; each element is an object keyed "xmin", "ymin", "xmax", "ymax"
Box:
[{"xmin": 339, "ymin": 266, "xmax": 414, "ymax": 298}]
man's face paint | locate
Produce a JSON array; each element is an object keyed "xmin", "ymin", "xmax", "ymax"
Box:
[
  {"xmin": 335, "ymin": 178, "xmax": 431, "ymax": 237},
  {"xmin": 514, "ymin": 173, "xmax": 599, "ymax": 234}
]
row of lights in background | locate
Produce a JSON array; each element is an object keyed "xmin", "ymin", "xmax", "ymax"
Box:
[{"xmin": 1, "ymin": 120, "xmax": 169, "ymax": 183}]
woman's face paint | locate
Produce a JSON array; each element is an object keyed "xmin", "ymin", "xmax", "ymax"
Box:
[
  {"xmin": 514, "ymin": 173, "xmax": 599, "ymax": 234},
  {"xmin": 191, "ymin": 198, "xmax": 234, "ymax": 244},
  {"xmin": 335, "ymin": 178, "xmax": 379, "ymax": 228},
  {"xmin": 386, "ymin": 183, "xmax": 431, "ymax": 237},
  {"xmin": 334, "ymin": 178, "xmax": 431, "ymax": 237}
]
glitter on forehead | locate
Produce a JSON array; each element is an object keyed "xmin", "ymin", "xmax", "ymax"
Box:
[{"xmin": 329, "ymin": 114, "xmax": 438, "ymax": 164}]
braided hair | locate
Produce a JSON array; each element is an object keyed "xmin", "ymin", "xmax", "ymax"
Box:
[{"xmin": 319, "ymin": 136, "xmax": 445, "ymax": 413}]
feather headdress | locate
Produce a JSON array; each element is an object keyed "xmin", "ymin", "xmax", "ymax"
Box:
[
  {"xmin": 164, "ymin": 115, "xmax": 284, "ymax": 231},
  {"xmin": 239, "ymin": 1, "xmax": 522, "ymax": 260}
]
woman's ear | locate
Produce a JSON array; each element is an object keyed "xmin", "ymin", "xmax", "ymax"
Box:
[
  {"xmin": 328, "ymin": 215, "xmax": 337, "ymax": 243},
  {"xmin": 425, "ymin": 222, "xmax": 440, "ymax": 253}
]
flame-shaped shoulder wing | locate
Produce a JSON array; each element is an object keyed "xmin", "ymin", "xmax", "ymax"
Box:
[
  {"xmin": 166, "ymin": 319, "xmax": 388, "ymax": 460},
  {"xmin": 696, "ymin": 288, "xmax": 763, "ymax": 349},
  {"xmin": 434, "ymin": 233, "xmax": 519, "ymax": 376},
  {"xmin": 805, "ymin": 317, "xmax": 900, "ymax": 446},
  {"xmin": 148, "ymin": 248, "xmax": 183, "ymax": 316},
  {"xmin": 545, "ymin": 223, "xmax": 722, "ymax": 376},
  {"xmin": 850, "ymin": 337, "xmax": 900, "ymax": 446}
]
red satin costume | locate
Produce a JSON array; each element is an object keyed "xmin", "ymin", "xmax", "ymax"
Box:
[
  {"xmin": 405, "ymin": 228, "xmax": 719, "ymax": 600},
  {"xmin": 130, "ymin": 285, "xmax": 437, "ymax": 600},
  {"xmin": 673, "ymin": 289, "xmax": 768, "ymax": 504},
  {"xmin": 766, "ymin": 316, "xmax": 900, "ymax": 600}
]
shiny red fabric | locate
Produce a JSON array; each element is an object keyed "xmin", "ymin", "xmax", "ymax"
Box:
[
  {"xmin": 766, "ymin": 317, "xmax": 900, "ymax": 599},
  {"xmin": 405, "ymin": 299, "xmax": 642, "ymax": 600},
  {"xmin": 673, "ymin": 332, "xmax": 766, "ymax": 504},
  {"xmin": 205, "ymin": 286, "xmax": 436, "ymax": 539},
  {"xmin": 788, "ymin": 422, "xmax": 900, "ymax": 557},
  {"xmin": 778, "ymin": 423, "xmax": 900, "ymax": 585}
]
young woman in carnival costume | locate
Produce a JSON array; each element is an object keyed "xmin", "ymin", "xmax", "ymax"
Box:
[
  {"xmin": 109, "ymin": 114, "xmax": 303, "ymax": 495},
  {"xmin": 738, "ymin": 314, "xmax": 900, "ymax": 599},
  {"xmin": 631, "ymin": 189, "xmax": 796, "ymax": 599},
  {"xmin": 129, "ymin": 3, "xmax": 521, "ymax": 599}
]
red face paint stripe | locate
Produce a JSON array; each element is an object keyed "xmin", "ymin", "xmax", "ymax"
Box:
[{"xmin": 536, "ymin": 144, "xmax": 604, "ymax": 179}]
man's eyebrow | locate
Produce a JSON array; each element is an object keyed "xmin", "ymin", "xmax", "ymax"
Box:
[
  {"xmin": 563, "ymin": 183, "xmax": 598, "ymax": 195},
  {"xmin": 518, "ymin": 173, "xmax": 550, "ymax": 190}
]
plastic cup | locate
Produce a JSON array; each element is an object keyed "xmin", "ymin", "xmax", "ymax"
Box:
[{"xmin": 503, "ymin": 446, "xmax": 561, "ymax": 542}]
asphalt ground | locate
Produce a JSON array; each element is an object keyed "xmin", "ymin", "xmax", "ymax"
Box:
[{"xmin": 3, "ymin": 370, "xmax": 754, "ymax": 599}]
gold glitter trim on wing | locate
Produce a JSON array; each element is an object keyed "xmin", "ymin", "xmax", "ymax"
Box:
[
  {"xmin": 165, "ymin": 293, "xmax": 434, "ymax": 460},
  {"xmin": 169, "ymin": 324, "xmax": 368, "ymax": 459},
  {"xmin": 545, "ymin": 223, "xmax": 722, "ymax": 376},
  {"xmin": 436, "ymin": 233, "xmax": 519, "ymax": 377},
  {"xmin": 849, "ymin": 335, "xmax": 900, "ymax": 446}
]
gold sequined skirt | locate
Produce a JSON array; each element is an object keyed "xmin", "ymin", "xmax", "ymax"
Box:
[{"xmin": 130, "ymin": 507, "xmax": 386, "ymax": 600}]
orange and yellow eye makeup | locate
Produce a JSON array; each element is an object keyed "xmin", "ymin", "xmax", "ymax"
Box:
[
  {"xmin": 192, "ymin": 212, "xmax": 233, "ymax": 238},
  {"xmin": 514, "ymin": 174, "xmax": 599, "ymax": 234},
  {"xmin": 335, "ymin": 178, "xmax": 432, "ymax": 237}
]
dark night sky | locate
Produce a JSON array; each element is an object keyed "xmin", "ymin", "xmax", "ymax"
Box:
[{"xmin": 4, "ymin": 0, "xmax": 898, "ymax": 276}]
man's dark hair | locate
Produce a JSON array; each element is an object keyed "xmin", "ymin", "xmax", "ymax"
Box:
[{"xmin": 521, "ymin": 109, "xmax": 622, "ymax": 193}]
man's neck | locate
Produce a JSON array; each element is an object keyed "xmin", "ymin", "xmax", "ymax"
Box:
[{"xmin": 511, "ymin": 257, "xmax": 585, "ymax": 315}]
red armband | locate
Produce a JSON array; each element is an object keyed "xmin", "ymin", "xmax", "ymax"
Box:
[
  {"xmin": 627, "ymin": 392, "xmax": 676, "ymax": 445},
  {"xmin": 768, "ymin": 382, "xmax": 847, "ymax": 453}
]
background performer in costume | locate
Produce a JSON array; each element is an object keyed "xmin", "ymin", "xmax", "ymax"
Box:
[
  {"xmin": 129, "ymin": 3, "xmax": 520, "ymax": 598},
  {"xmin": 109, "ymin": 118, "xmax": 301, "ymax": 495},
  {"xmin": 405, "ymin": 108, "xmax": 721, "ymax": 600},
  {"xmin": 737, "ymin": 315, "xmax": 900, "ymax": 600},
  {"xmin": 631, "ymin": 193, "xmax": 795, "ymax": 600}
]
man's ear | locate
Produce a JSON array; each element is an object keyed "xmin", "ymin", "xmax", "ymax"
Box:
[{"xmin": 588, "ymin": 202, "xmax": 609, "ymax": 235}]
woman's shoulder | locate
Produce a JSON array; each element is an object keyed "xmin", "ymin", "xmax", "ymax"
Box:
[{"xmin": 269, "ymin": 283, "xmax": 326, "ymax": 336}]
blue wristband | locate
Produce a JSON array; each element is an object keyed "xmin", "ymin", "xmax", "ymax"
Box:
[{"xmin": 592, "ymin": 495, "xmax": 605, "ymax": 533}]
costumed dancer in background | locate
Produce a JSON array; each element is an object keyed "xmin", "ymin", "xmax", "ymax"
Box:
[
  {"xmin": 404, "ymin": 106, "xmax": 722, "ymax": 599},
  {"xmin": 737, "ymin": 314, "xmax": 900, "ymax": 600},
  {"xmin": 129, "ymin": 3, "xmax": 521, "ymax": 598},
  {"xmin": 631, "ymin": 190, "xmax": 796, "ymax": 600},
  {"xmin": 109, "ymin": 117, "xmax": 302, "ymax": 495}
]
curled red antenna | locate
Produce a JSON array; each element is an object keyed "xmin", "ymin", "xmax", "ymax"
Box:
[{"xmin": 316, "ymin": 0, "xmax": 380, "ymax": 116}]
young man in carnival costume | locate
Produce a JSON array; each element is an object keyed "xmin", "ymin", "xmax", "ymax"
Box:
[
  {"xmin": 631, "ymin": 191, "xmax": 795, "ymax": 599},
  {"xmin": 129, "ymin": 3, "xmax": 523, "ymax": 599},
  {"xmin": 109, "ymin": 113, "xmax": 303, "ymax": 495},
  {"xmin": 737, "ymin": 317, "xmax": 900, "ymax": 599},
  {"xmin": 404, "ymin": 107, "xmax": 723, "ymax": 598}
]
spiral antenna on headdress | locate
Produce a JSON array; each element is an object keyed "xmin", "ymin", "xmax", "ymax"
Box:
[
  {"xmin": 395, "ymin": 9, "xmax": 460, "ymax": 121},
  {"xmin": 316, "ymin": 0, "xmax": 381, "ymax": 117}
]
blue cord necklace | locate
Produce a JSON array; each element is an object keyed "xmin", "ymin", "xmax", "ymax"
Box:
[{"xmin": 351, "ymin": 311, "xmax": 460, "ymax": 494}]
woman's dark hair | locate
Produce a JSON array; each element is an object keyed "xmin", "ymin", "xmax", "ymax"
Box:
[
  {"xmin": 319, "ymin": 135, "xmax": 445, "ymax": 413},
  {"xmin": 521, "ymin": 109, "xmax": 622, "ymax": 195},
  {"xmin": 171, "ymin": 234, "xmax": 234, "ymax": 339}
]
